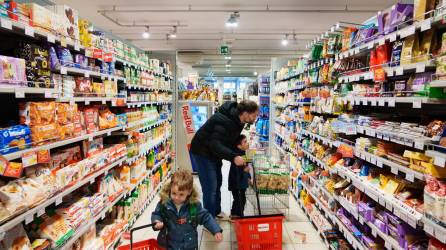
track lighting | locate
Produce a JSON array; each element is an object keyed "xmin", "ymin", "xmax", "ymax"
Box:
[
  {"xmin": 226, "ymin": 12, "xmax": 240, "ymax": 28},
  {"xmin": 142, "ymin": 26, "xmax": 150, "ymax": 39}
]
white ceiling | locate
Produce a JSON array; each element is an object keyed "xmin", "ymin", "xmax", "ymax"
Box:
[{"xmin": 56, "ymin": 0, "xmax": 397, "ymax": 76}]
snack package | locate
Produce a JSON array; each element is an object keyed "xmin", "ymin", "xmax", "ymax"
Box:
[
  {"xmin": 58, "ymin": 123, "xmax": 75, "ymax": 140},
  {"xmin": 0, "ymin": 125, "xmax": 31, "ymax": 155},
  {"xmin": 391, "ymin": 41, "xmax": 404, "ymax": 67},
  {"xmin": 92, "ymin": 82, "xmax": 105, "ymax": 97},
  {"xmin": 3, "ymin": 162, "xmax": 24, "ymax": 178},
  {"xmin": 414, "ymin": 0, "xmax": 436, "ymax": 21},
  {"xmin": 415, "ymin": 29, "xmax": 436, "ymax": 63},
  {"xmin": 56, "ymin": 46, "xmax": 74, "ymax": 67},
  {"xmin": 98, "ymin": 107, "xmax": 118, "ymax": 130},
  {"xmin": 104, "ymin": 80, "xmax": 117, "ymax": 97},
  {"xmin": 82, "ymin": 107, "xmax": 99, "ymax": 134},
  {"xmin": 74, "ymin": 77, "xmax": 92, "ymax": 97},
  {"xmin": 30, "ymin": 123, "xmax": 59, "ymax": 143},
  {"xmin": 56, "ymin": 103, "xmax": 77, "ymax": 125},
  {"xmin": 73, "ymin": 111, "xmax": 86, "ymax": 137},
  {"xmin": 401, "ymin": 35, "xmax": 418, "ymax": 65},
  {"xmin": 0, "ymin": 224, "xmax": 32, "ymax": 249},
  {"xmin": 19, "ymin": 102, "xmax": 56, "ymax": 126},
  {"xmin": 18, "ymin": 178, "xmax": 47, "ymax": 207},
  {"xmin": 15, "ymin": 42, "xmax": 51, "ymax": 88},
  {"xmin": 82, "ymin": 137, "xmax": 103, "ymax": 158},
  {"xmin": 33, "ymin": 213, "xmax": 75, "ymax": 247},
  {"xmin": 0, "ymin": 180, "xmax": 27, "ymax": 214},
  {"xmin": 0, "ymin": 55, "xmax": 27, "ymax": 86},
  {"xmin": 53, "ymin": 5, "xmax": 80, "ymax": 40},
  {"xmin": 25, "ymin": 164, "xmax": 58, "ymax": 196}
]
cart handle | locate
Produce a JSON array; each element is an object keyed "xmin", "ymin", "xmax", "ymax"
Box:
[{"xmin": 130, "ymin": 223, "xmax": 155, "ymax": 250}]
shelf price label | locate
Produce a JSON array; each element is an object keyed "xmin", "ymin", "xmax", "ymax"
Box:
[
  {"xmin": 15, "ymin": 90, "xmax": 25, "ymax": 98},
  {"xmin": 25, "ymin": 25, "xmax": 34, "ymax": 37},
  {"xmin": 420, "ymin": 18, "xmax": 432, "ymax": 32},
  {"xmin": 47, "ymin": 33, "xmax": 56, "ymax": 43},
  {"xmin": 413, "ymin": 100, "xmax": 422, "ymax": 109},
  {"xmin": 391, "ymin": 166, "xmax": 398, "ymax": 174},
  {"xmin": 433, "ymin": 156, "xmax": 446, "ymax": 167},
  {"xmin": 416, "ymin": 63, "xmax": 426, "ymax": 73},
  {"xmin": 388, "ymin": 33, "xmax": 397, "ymax": 42},
  {"xmin": 0, "ymin": 18, "xmax": 12, "ymax": 30},
  {"xmin": 406, "ymin": 172, "xmax": 415, "ymax": 182}
]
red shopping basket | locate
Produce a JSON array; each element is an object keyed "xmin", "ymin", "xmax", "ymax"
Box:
[
  {"xmin": 233, "ymin": 214, "xmax": 284, "ymax": 250},
  {"xmin": 118, "ymin": 224, "xmax": 163, "ymax": 250}
]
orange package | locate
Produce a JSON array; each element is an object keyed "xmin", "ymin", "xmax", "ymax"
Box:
[
  {"xmin": 56, "ymin": 103, "xmax": 78, "ymax": 125},
  {"xmin": 30, "ymin": 123, "xmax": 58, "ymax": 143},
  {"xmin": 58, "ymin": 123, "xmax": 75, "ymax": 140},
  {"xmin": 98, "ymin": 107, "xmax": 118, "ymax": 130},
  {"xmin": 19, "ymin": 102, "xmax": 56, "ymax": 126}
]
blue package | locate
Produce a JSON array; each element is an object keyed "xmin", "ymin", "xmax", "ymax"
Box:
[
  {"xmin": 48, "ymin": 46, "xmax": 60, "ymax": 71},
  {"xmin": 0, "ymin": 125, "xmax": 31, "ymax": 155},
  {"xmin": 360, "ymin": 164, "xmax": 369, "ymax": 176}
]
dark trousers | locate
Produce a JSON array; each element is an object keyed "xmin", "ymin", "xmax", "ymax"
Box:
[
  {"xmin": 231, "ymin": 189, "xmax": 247, "ymax": 217},
  {"xmin": 190, "ymin": 153, "xmax": 222, "ymax": 217}
]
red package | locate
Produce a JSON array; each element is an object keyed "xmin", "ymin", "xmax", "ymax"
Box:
[
  {"xmin": 73, "ymin": 111, "xmax": 85, "ymax": 137},
  {"xmin": 74, "ymin": 77, "xmax": 92, "ymax": 97},
  {"xmin": 82, "ymin": 107, "xmax": 98, "ymax": 134},
  {"xmin": 376, "ymin": 43, "xmax": 390, "ymax": 66}
]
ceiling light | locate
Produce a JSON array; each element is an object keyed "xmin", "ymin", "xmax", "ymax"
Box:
[
  {"xmin": 142, "ymin": 26, "xmax": 150, "ymax": 39},
  {"xmin": 226, "ymin": 64, "xmax": 231, "ymax": 67},
  {"xmin": 281, "ymin": 34, "xmax": 289, "ymax": 46},
  {"xmin": 226, "ymin": 12, "xmax": 239, "ymax": 28},
  {"xmin": 253, "ymin": 71, "xmax": 258, "ymax": 76},
  {"xmin": 224, "ymin": 56, "xmax": 232, "ymax": 60},
  {"xmin": 170, "ymin": 26, "xmax": 177, "ymax": 38}
]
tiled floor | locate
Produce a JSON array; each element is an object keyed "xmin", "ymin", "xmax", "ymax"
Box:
[{"xmin": 127, "ymin": 162, "xmax": 327, "ymax": 250}]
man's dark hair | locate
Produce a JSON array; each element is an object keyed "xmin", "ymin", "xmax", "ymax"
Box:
[
  {"xmin": 237, "ymin": 100, "xmax": 259, "ymax": 114},
  {"xmin": 235, "ymin": 134, "xmax": 247, "ymax": 146}
]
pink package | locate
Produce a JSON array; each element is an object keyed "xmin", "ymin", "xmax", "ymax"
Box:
[{"xmin": 0, "ymin": 56, "xmax": 27, "ymax": 86}]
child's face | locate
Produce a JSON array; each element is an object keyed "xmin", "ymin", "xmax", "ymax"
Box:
[
  {"xmin": 237, "ymin": 138, "xmax": 249, "ymax": 151},
  {"xmin": 171, "ymin": 184, "xmax": 191, "ymax": 205}
]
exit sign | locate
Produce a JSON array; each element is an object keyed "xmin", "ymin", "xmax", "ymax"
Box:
[{"xmin": 220, "ymin": 45, "xmax": 229, "ymax": 55}]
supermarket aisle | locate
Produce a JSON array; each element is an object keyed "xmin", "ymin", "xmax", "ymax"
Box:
[{"xmin": 126, "ymin": 162, "xmax": 326, "ymax": 250}]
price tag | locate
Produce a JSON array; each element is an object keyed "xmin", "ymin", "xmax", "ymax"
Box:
[
  {"xmin": 434, "ymin": 156, "xmax": 446, "ymax": 167},
  {"xmin": 362, "ymin": 99, "xmax": 368, "ymax": 105},
  {"xmin": 413, "ymin": 100, "xmax": 422, "ymax": 109},
  {"xmin": 378, "ymin": 38, "xmax": 385, "ymax": 45},
  {"xmin": 55, "ymin": 196, "xmax": 63, "ymax": 206},
  {"xmin": 414, "ymin": 140, "xmax": 424, "ymax": 150},
  {"xmin": 371, "ymin": 156, "xmax": 377, "ymax": 165},
  {"xmin": 359, "ymin": 216, "xmax": 364, "ymax": 225},
  {"xmin": 378, "ymin": 99, "xmax": 385, "ymax": 106},
  {"xmin": 388, "ymin": 98, "xmax": 396, "ymax": 107},
  {"xmin": 0, "ymin": 18, "xmax": 12, "ymax": 30},
  {"xmin": 368, "ymin": 42, "xmax": 374, "ymax": 49},
  {"xmin": 384, "ymin": 241, "xmax": 391, "ymax": 250},
  {"xmin": 391, "ymin": 166, "xmax": 398, "ymax": 174},
  {"xmin": 60, "ymin": 66, "xmax": 67, "ymax": 75},
  {"xmin": 47, "ymin": 33, "xmax": 55, "ymax": 43},
  {"xmin": 101, "ymin": 212, "xmax": 106, "ymax": 220},
  {"xmin": 70, "ymin": 99, "xmax": 75, "ymax": 105},
  {"xmin": 400, "ymin": 25, "xmax": 415, "ymax": 38},
  {"xmin": 372, "ymin": 228, "xmax": 377, "ymax": 237},
  {"xmin": 386, "ymin": 202, "xmax": 393, "ymax": 211},
  {"xmin": 85, "ymin": 100, "xmax": 90, "ymax": 105},
  {"xmin": 425, "ymin": 224, "xmax": 434, "ymax": 235},
  {"xmin": 421, "ymin": 18, "xmax": 432, "ymax": 32},
  {"xmin": 406, "ymin": 172, "xmax": 415, "ymax": 182},
  {"xmin": 416, "ymin": 63, "xmax": 426, "ymax": 73},
  {"xmin": 370, "ymin": 99, "xmax": 377, "ymax": 106},
  {"xmin": 389, "ymin": 33, "xmax": 397, "ymax": 42},
  {"xmin": 379, "ymin": 196, "xmax": 386, "ymax": 206},
  {"xmin": 88, "ymin": 136, "xmax": 93, "ymax": 142},
  {"xmin": 354, "ymin": 48, "xmax": 360, "ymax": 55},
  {"xmin": 15, "ymin": 90, "xmax": 25, "ymax": 98},
  {"xmin": 387, "ymin": 68, "xmax": 394, "ymax": 77},
  {"xmin": 408, "ymin": 217, "xmax": 417, "ymax": 228},
  {"xmin": 84, "ymin": 71, "xmax": 90, "ymax": 78},
  {"xmin": 44, "ymin": 90, "xmax": 53, "ymax": 98},
  {"xmin": 60, "ymin": 36, "xmax": 67, "ymax": 47},
  {"xmin": 25, "ymin": 214, "xmax": 34, "ymax": 224},
  {"xmin": 74, "ymin": 41, "xmax": 80, "ymax": 51},
  {"xmin": 37, "ymin": 209, "xmax": 45, "ymax": 217},
  {"xmin": 378, "ymin": 159, "xmax": 385, "ymax": 169},
  {"xmin": 395, "ymin": 66, "xmax": 404, "ymax": 76},
  {"xmin": 24, "ymin": 25, "xmax": 34, "ymax": 37}
]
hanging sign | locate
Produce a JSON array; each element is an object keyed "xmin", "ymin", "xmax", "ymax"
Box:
[{"xmin": 181, "ymin": 103, "xmax": 196, "ymax": 150}]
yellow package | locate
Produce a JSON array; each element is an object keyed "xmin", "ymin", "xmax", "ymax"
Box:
[
  {"xmin": 414, "ymin": 0, "xmax": 436, "ymax": 21},
  {"xmin": 92, "ymin": 82, "xmax": 105, "ymax": 97},
  {"xmin": 401, "ymin": 35, "xmax": 418, "ymax": 65},
  {"xmin": 383, "ymin": 179, "xmax": 401, "ymax": 195},
  {"xmin": 415, "ymin": 29, "xmax": 436, "ymax": 63}
]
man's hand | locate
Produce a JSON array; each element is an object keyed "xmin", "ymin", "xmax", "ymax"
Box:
[
  {"xmin": 244, "ymin": 166, "xmax": 250, "ymax": 173},
  {"xmin": 154, "ymin": 221, "xmax": 164, "ymax": 230},
  {"xmin": 234, "ymin": 156, "xmax": 245, "ymax": 166},
  {"xmin": 214, "ymin": 232, "xmax": 223, "ymax": 242}
]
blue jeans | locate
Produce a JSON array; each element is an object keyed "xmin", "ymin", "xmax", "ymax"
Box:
[{"xmin": 190, "ymin": 153, "xmax": 222, "ymax": 217}]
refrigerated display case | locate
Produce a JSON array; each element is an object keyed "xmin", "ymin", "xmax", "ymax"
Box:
[{"xmin": 176, "ymin": 100, "xmax": 217, "ymax": 172}]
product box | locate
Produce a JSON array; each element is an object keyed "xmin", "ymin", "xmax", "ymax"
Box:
[
  {"xmin": 0, "ymin": 125, "xmax": 31, "ymax": 155},
  {"xmin": 53, "ymin": 5, "xmax": 79, "ymax": 40},
  {"xmin": 26, "ymin": 3, "xmax": 53, "ymax": 32},
  {"xmin": 0, "ymin": 56, "xmax": 27, "ymax": 86}
]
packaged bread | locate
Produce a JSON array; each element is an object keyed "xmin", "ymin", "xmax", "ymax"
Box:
[
  {"xmin": 0, "ymin": 181, "xmax": 27, "ymax": 214},
  {"xmin": 25, "ymin": 165, "xmax": 58, "ymax": 196},
  {"xmin": 30, "ymin": 123, "xmax": 59, "ymax": 143},
  {"xmin": 19, "ymin": 102, "xmax": 56, "ymax": 126},
  {"xmin": 18, "ymin": 178, "xmax": 47, "ymax": 207},
  {"xmin": 0, "ymin": 224, "xmax": 32, "ymax": 250},
  {"xmin": 0, "ymin": 201, "xmax": 11, "ymax": 224},
  {"xmin": 34, "ymin": 213, "xmax": 74, "ymax": 248}
]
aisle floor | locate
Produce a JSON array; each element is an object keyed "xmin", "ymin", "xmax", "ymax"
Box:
[{"xmin": 124, "ymin": 162, "xmax": 327, "ymax": 250}]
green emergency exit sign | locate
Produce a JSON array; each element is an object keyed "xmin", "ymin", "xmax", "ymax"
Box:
[{"xmin": 220, "ymin": 45, "xmax": 229, "ymax": 55}]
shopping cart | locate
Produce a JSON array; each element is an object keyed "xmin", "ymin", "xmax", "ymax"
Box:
[
  {"xmin": 117, "ymin": 223, "xmax": 161, "ymax": 250},
  {"xmin": 232, "ymin": 150, "xmax": 285, "ymax": 250}
]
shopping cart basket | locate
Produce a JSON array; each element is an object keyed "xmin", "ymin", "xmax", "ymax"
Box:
[
  {"xmin": 232, "ymin": 154, "xmax": 285, "ymax": 250},
  {"xmin": 118, "ymin": 223, "xmax": 161, "ymax": 250}
]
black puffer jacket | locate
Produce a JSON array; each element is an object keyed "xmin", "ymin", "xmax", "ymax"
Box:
[{"xmin": 190, "ymin": 101, "xmax": 245, "ymax": 161}]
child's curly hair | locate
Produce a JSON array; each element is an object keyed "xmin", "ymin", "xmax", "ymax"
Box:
[{"xmin": 159, "ymin": 169, "xmax": 199, "ymax": 204}]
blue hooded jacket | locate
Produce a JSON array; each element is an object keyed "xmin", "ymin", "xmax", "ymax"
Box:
[{"xmin": 151, "ymin": 198, "xmax": 222, "ymax": 250}]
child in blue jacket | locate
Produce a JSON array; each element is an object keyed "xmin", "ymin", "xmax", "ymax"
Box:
[
  {"xmin": 228, "ymin": 134, "xmax": 251, "ymax": 218},
  {"xmin": 152, "ymin": 170, "xmax": 223, "ymax": 250}
]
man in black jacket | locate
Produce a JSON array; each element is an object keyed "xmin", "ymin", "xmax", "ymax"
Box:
[{"xmin": 190, "ymin": 100, "xmax": 258, "ymax": 218}]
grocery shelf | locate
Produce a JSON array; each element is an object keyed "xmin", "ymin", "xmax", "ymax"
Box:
[
  {"xmin": 0, "ymin": 87, "xmax": 58, "ymax": 98},
  {"xmin": 57, "ymin": 66, "xmax": 126, "ymax": 82},
  {"xmin": 300, "ymin": 148, "xmax": 331, "ymax": 171},
  {"xmin": 0, "ymin": 16, "xmax": 83, "ymax": 51},
  {"xmin": 273, "ymin": 143, "xmax": 287, "ymax": 155},
  {"xmin": 429, "ymin": 80, "xmax": 446, "ymax": 88},
  {"xmin": 425, "ymin": 148, "xmax": 446, "ymax": 168},
  {"xmin": 333, "ymin": 166, "xmax": 423, "ymax": 229},
  {"xmin": 341, "ymin": 96, "xmax": 446, "ymax": 108},
  {"xmin": 2, "ymin": 126, "xmax": 125, "ymax": 161},
  {"xmin": 354, "ymin": 148, "xmax": 425, "ymax": 182},
  {"xmin": 0, "ymin": 157, "xmax": 126, "ymax": 236},
  {"xmin": 126, "ymin": 101, "xmax": 172, "ymax": 108},
  {"xmin": 125, "ymin": 134, "xmax": 172, "ymax": 165},
  {"xmin": 57, "ymin": 96, "xmax": 124, "ymax": 104},
  {"xmin": 60, "ymin": 191, "xmax": 125, "ymax": 250},
  {"xmin": 127, "ymin": 85, "xmax": 172, "ymax": 92},
  {"xmin": 355, "ymin": 125, "xmax": 433, "ymax": 150}
]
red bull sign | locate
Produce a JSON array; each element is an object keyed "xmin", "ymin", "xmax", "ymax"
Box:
[{"xmin": 181, "ymin": 103, "xmax": 195, "ymax": 149}]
